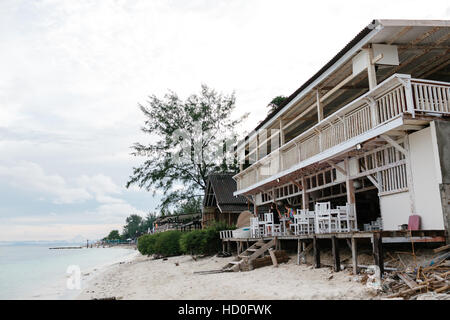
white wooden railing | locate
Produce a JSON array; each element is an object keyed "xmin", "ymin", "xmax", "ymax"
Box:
[
  {"xmin": 235, "ymin": 74, "xmax": 450, "ymax": 192},
  {"xmin": 219, "ymin": 230, "xmax": 234, "ymax": 239}
]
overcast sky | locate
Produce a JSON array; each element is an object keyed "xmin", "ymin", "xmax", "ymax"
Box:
[{"xmin": 1, "ymin": 0, "xmax": 449, "ymax": 241}]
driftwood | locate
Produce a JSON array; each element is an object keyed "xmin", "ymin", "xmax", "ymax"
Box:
[
  {"xmin": 382, "ymin": 252, "xmax": 450, "ymax": 299},
  {"xmin": 433, "ymin": 244, "xmax": 450, "ymax": 254}
]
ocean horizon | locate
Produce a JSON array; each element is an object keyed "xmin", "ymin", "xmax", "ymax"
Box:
[{"xmin": 0, "ymin": 243, "xmax": 137, "ymax": 300}]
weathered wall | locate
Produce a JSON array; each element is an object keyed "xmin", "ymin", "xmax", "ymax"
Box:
[
  {"xmin": 409, "ymin": 126, "xmax": 444, "ymax": 230},
  {"xmin": 433, "ymin": 120, "xmax": 450, "ymax": 184},
  {"xmin": 379, "ymin": 191, "xmax": 411, "ymax": 230},
  {"xmin": 433, "ymin": 120, "xmax": 450, "ymax": 242}
]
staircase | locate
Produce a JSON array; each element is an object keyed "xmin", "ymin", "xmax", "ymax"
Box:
[{"xmin": 222, "ymin": 238, "xmax": 275, "ymax": 272}]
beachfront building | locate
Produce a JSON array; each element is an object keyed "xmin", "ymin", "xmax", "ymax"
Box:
[
  {"xmin": 202, "ymin": 173, "xmax": 251, "ymax": 227},
  {"xmin": 152, "ymin": 212, "xmax": 202, "ymax": 233},
  {"xmin": 228, "ymin": 19, "xmax": 449, "ymax": 255}
]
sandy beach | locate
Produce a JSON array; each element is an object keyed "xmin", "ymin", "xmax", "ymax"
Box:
[{"xmin": 77, "ymin": 252, "xmax": 378, "ymax": 300}]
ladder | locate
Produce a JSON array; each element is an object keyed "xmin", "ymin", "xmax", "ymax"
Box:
[{"xmin": 222, "ymin": 238, "xmax": 275, "ymax": 272}]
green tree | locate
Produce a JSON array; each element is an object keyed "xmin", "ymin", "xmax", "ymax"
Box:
[
  {"xmin": 106, "ymin": 230, "xmax": 120, "ymax": 240},
  {"xmin": 127, "ymin": 85, "xmax": 247, "ymax": 210},
  {"xmin": 139, "ymin": 212, "xmax": 157, "ymax": 233},
  {"xmin": 122, "ymin": 214, "xmax": 143, "ymax": 239},
  {"xmin": 173, "ymin": 197, "xmax": 202, "ymax": 215},
  {"xmin": 267, "ymin": 95, "xmax": 287, "ymax": 114}
]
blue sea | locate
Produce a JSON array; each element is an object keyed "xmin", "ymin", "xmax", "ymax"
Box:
[{"xmin": 0, "ymin": 243, "xmax": 137, "ymax": 300}]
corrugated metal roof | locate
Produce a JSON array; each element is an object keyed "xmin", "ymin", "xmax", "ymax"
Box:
[{"xmin": 207, "ymin": 173, "xmax": 248, "ymax": 206}]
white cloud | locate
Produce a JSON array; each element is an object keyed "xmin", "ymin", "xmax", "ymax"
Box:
[
  {"xmin": 0, "ymin": 0, "xmax": 449, "ymax": 240},
  {"xmin": 0, "ymin": 161, "xmax": 92, "ymax": 204},
  {"xmin": 76, "ymin": 174, "xmax": 121, "ymax": 197}
]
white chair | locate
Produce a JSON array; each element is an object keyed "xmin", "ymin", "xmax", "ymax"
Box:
[
  {"xmin": 315, "ymin": 202, "xmax": 338, "ymax": 233},
  {"xmin": 264, "ymin": 212, "xmax": 281, "ymax": 236},
  {"xmin": 291, "ymin": 213, "xmax": 301, "ymax": 235},
  {"xmin": 250, "ymin": 217, "xmax": 260, "ymax": 238},
  {"xmin": 337, "ymin": 203, "xmax": 357, "ymax": 232},
  {"xmin": 302, "ymin": 209, "xmax": 316, "ymax": 234}
]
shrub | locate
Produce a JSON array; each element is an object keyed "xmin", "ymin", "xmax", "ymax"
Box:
[
  {"xmin": 137, "ymin": 233, "xmax": 161, "ymax": 255},
  {"xmin": 180, "ymin": 222, "xmax": 236, "ymax": 255},
  {"xmin": 154, "ymin": 230, "xmax": 182, "ymax": 256},
  {"xmin": 138, "ymin": 222, "xmax": 236, "ymax": 257},
  {"xmin": 202, "ymin": 222, "xmax": 236, "ymax": 254},
  {"xmin": 180, "ymin": 230, "xmax": 207, "ymax": 255},
  {"xmin": 137, "ymin": 231, "xmax": 182, "ymax": 257}
]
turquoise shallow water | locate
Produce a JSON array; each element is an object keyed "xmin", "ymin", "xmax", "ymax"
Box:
[{"xmin": 0, "ymin": 244, "xmax": 136, "ymax": 299}]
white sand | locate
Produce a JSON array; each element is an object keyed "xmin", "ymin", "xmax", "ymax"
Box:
[{"xmin": 77, "ymin": 253, "xmax": 378, "ymax": 300}]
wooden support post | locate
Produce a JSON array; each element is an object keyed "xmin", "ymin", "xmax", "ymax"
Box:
[
  {"xmin": 366, "ymin": 47, "xmax": 377, "ymax": 90},
  {"xmin": 345, "ymin": 158, "xmax": 355, "ymax": 205},
  {"xmin": 269, "ymin": 248, "xmax": 278, "ymax": 267},
  {"xmin": 372, "ymin": 232, "xmax": 384, "ymax": 276},
  {"xmin": 222, "ymin": 241, "xmax": 225, "ymax": 253},
  {"xmin": 279, "ymin": 119, "xmax": 285, "ymax": 146},
  {"xmin": 302, "ymin": 176, "xmax": 309, "ymax": 210},
  {"xmin": 331, "ymin": 236, "xmax": 340, "ymax": 272},
  {"xmin": 227, "ymin": 240, "xmax": 231, "ymax": 254},
  {"xmin": 316, "ymin": 89, "xmax": 323, "ymax": 122},
  {"xmin": 313, "ymin": 236, "xmax": 321, "ymax": 268},
  {"xmin": 297, "ymin": 239, "xmax": 302, "ymax": 265},
  {"xmin": 237, "ymin": 242, "xmax": 240, "ymax": 255},
  {"xmin": 351, "ymin": 237, "xmax": 359, "ymax": 275}
]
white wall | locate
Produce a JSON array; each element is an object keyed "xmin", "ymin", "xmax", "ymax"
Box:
[
  {"xmin": 380, "ymin": 192, "xmax": 411, "ymax": 230},
  {"xmin": 409, "ymin": 127, "xmax": 444, "ymax": 230}
]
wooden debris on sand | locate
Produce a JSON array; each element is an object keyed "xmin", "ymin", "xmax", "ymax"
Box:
[{"xmin": 382, "ymin": 246, "xmax": 450, "ymax": 299}]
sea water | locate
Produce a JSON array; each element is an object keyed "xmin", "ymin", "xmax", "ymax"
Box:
[{"xmin": 0, "ymin": 244, "xmax": 137, "ymax": 300}]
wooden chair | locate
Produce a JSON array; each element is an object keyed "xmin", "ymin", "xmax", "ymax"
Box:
[
  {"xmin": 337, "ymin": 203, "xmax": 357, "ymax": 232},
  {"xmin": 250, "ymin": 217, "xmax": 260, "ymax": 238},
  {"xmin": 315, "ymin": 202, "xmax": 338, "ymax": 234},
  {"xmin": 264, "ymin": 212, "xmax": 281, "ymax": 236},
  {"xmin": 291, "ymin": 212, "xmax": 301, "ymax": 235}
]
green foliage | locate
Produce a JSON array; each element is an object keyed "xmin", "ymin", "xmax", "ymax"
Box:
[
  {"xmin": 179, "ymin": 230, "xmax": 207, "ymax": 255},
  {"xmin": 137, "ymin": 230, "xmax": 182, "ymax": 257},
  {"xmin": 180, "ymin": 222, "xmax": 236, "ymax": 255},
  {"xmin": 203, "ymin": 222, "xmax": 236, "ymax": 254},
  {"xmin": 173, "ymin": 197, "xmax": 202, "ymax": 215},
  {"xmin": 138, "ymin": 222, "xmax": 236, "ymax": 257},
  {"xmin": 127, "ymin": 85, "xmax": 248, "ymax": 211},
  {"xmin": 106, "ymin": 230, "xmax": 120, "ymax": 240},
  {"xmin": 267, "ymin": 95, "xmax": 287, "ymax": 114},
  {"xmin": 122, "ymin": 214, "xmax": 143, "ymax": 239},
  {"xmin": 137, "ymin": 233, "xmax": 160, "ymax": 255}
]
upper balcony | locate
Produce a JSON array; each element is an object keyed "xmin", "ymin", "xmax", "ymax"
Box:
[{"xmin": 234, "ymin": 74, "xmax": 450, "ymax": 195}]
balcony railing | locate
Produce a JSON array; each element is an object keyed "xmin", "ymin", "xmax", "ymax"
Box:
[{"xmin": 235, "ymin": 74, "xmax": 450, "ymax": 193}]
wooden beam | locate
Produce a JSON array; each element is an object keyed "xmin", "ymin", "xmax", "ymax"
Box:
[
  {"xmin": 316, "ymin": 89, "xmax": 323, "ymax": 122},
  {"xmin": 290, "ymin": 179, "xmax": 303, "ymax": 190},
  {"xmin": 269, "ymin": 248, "xmax": 278, "ymax": 267},
  {"xmin": 366, "ymin": 174, "xmax": 380, "ymax": 190},
  {"xmin": 387, "ymin": 26, "xmax": 412, "ymax": 45},
  {"xmin": 313, "ymin": 236, "xmax": 321, "ymax": 268},
  {"xmin": 372, "ymin": 232, "xmax": 384, "ymax": 276},
  {"xmin": 297, "ymin": 239, "xmax": 302, "ymax": 265},
  {"xmin": 351, "ymin": 237, "xmax": 359, "ymax": 275},
  {"xmin": 380, "ymin": 135, "xmax": 407, "ymax": 156},
  {"xmin": 366, "ymin": 47, "xmax": 377, "ymax": 90},
  {"xmin": 345, "ymin": 158, "xmax": 355, "ymax": 204},
  {"xmin": 301, "ymin": 176, "xmax": 309, "ymax": 210},
  {"xmin": 327, "ymin": 161, "xmax": 347, "ymax": 176},
  {"xmin": 331, "ymin": 236, "xmax": 341, "ymax": 272}
]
